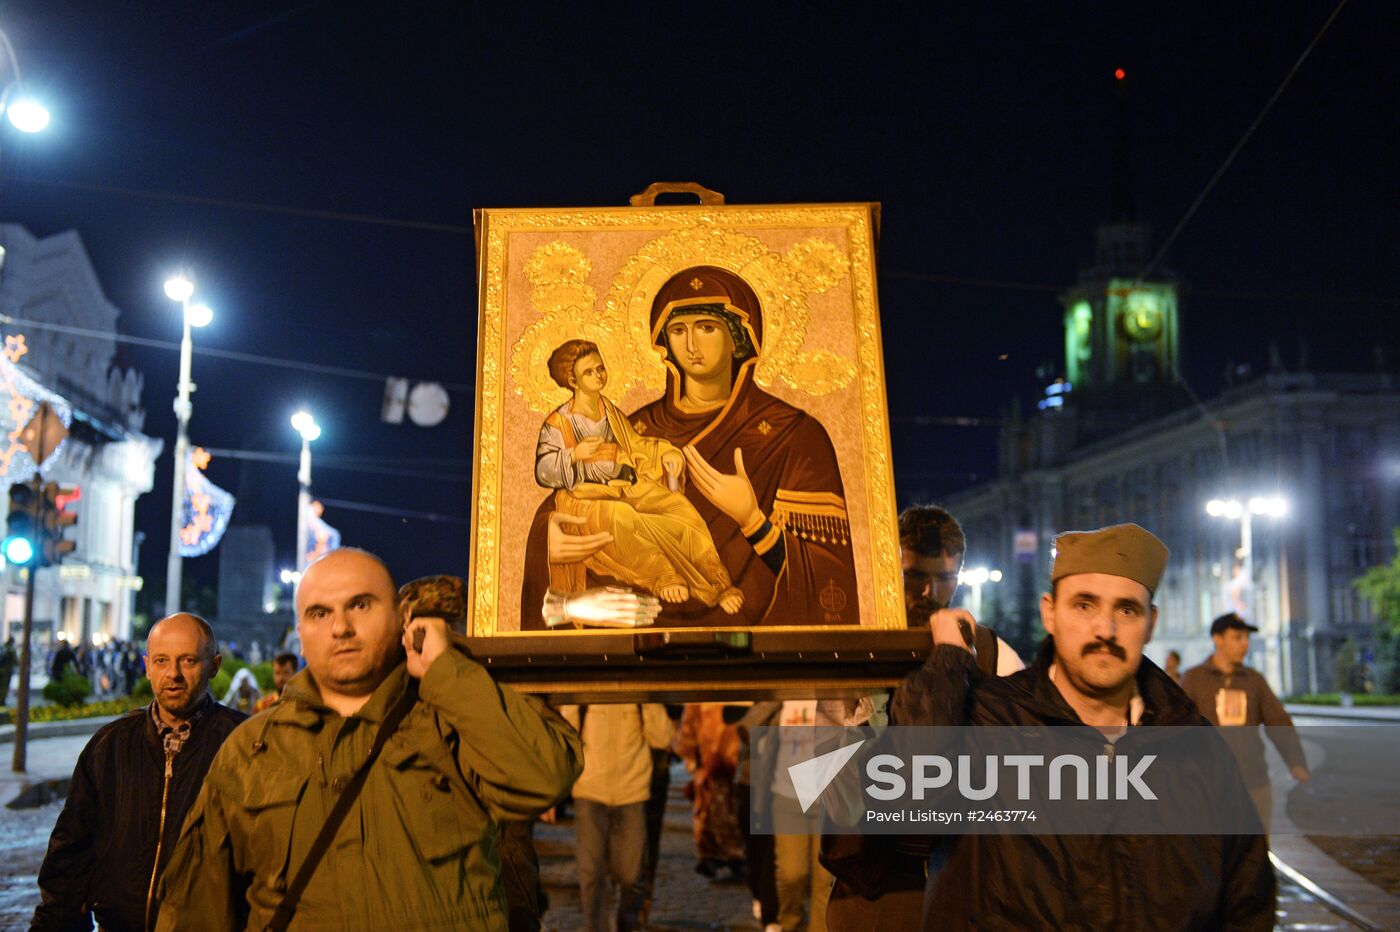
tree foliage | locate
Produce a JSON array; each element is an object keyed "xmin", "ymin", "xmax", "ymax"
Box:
[
  {"xmin": 1355, "ymin": 529, "xmax": 1400, "ymax": 633},
  {"xmin": 1355, "ymin": 529, "xmax": 1400, "ymax": 692}
]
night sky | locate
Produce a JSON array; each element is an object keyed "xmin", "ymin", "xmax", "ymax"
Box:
[{"xmin": 0, "ymin": 1, "xmax": 1394, "ymax": 600}]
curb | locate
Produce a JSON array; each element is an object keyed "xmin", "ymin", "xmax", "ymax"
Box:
[
  {"xmin": 0, "ymin": 714, "xmax": 121, "ymax": 744},
  {"xmin": 1285, "ymin": 704, "xmax": 1400, "ymax": 722}
]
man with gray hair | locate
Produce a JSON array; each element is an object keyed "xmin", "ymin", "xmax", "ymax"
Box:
[{"xmin": 32, "ymin": 613, "xmax": 246, "ymax": 932}]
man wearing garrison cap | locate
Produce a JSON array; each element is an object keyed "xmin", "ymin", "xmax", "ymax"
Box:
[{"xmin": 891, "ymin": 524, "xmax": 1275, "ymax": 930}]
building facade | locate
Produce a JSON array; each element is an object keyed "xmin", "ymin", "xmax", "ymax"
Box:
[
  {"xmin": 942, "ymin": 220, "xmax": 1399, "ymax": 695},
  {"xmin": 0, "ymin": 224, "xmax": 160, "ymax": 649},
  {"xmin": 950, "ymin": 373, "xmax": 1400, "ymax": 695}
]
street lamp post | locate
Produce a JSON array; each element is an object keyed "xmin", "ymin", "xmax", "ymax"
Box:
[
  {"xmin": 1206, "ymin": 495, "xmax": 1288, "ymax": 686},
  {"xmin": 291, "ymin": 411, "xmax": 321, "ymax": 573},
  {"xmin": 163, "ymin": 275, "xmax": 212, "ymax": 617}
]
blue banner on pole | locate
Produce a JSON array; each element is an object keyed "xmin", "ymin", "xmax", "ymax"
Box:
[{"xmin": 178, "ymin": 448, "xmax": 235, "ymax": 557}]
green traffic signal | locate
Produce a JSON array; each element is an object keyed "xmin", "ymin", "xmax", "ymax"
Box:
[
  {"xmin": 3, "ymin": 532, "xmax": 35, "ymax": 565},
  {"xmin": 5, "ymin": 482, "xmax": 39, "ymax": 566}
]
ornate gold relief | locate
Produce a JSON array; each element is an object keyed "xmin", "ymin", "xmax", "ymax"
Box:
[{"xmin": 510, "ymin": 227, "xmax": 858, "ymax": 415}]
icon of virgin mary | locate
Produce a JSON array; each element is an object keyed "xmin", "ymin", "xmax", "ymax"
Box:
[{"xmin": 520, "ymin": 265, "xmax": 859, "ymax": 628}]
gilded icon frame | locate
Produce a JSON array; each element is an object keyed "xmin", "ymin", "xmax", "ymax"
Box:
[{"xmin": 470, "ymin": 202, "xmax": 903, "ymax": 640}]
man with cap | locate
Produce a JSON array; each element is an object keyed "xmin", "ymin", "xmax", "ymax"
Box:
[
  {"xmin": 891, "ymin": 524, "xmax": 1275, "ymax": 930},
  {"xmin": 1182, "ymin": 612, "xmax": 1309, "ymax": 828}
]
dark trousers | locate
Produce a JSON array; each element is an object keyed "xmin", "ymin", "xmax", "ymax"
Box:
[
  {"xmin": 575, "ymin": 799, "xmax": 647, "ymax": 932},
  {"xmin": 642, "ymin": 748, "xmax": 671, "ymax": 901},
  {"xmin": 738, "ymin": 782, "xmax": 779, "ymax": 925},
  {"xmin": 498, "ymin": 819, "xmax": 544, "ymax": 932}
]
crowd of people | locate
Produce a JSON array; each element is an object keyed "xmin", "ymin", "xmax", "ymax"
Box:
[
  {"xmin": 22, "ymin": 503, "xmax": 1308, "ymax": 931},
  {"xmin": 40, "ymin": 636, "xmax": 146, "ymax": 699}
]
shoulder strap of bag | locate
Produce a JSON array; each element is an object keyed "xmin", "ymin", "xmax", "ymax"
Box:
[
  {"xmin": 974, "ymin": 625, "xmax": 1000, "ymax": 678},
  {"xmin": 266, "ymin": 680, "xmax": 419, "ymax": 932}
]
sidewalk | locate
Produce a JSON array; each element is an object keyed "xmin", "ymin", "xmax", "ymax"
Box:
[
  {"xmin": 1286, "ymin": 703, "xmax": 1400, "ymax": 722},
  {"xmin": 0, "ymin": 715, "xmax": 116, "ymax": 810},
  {"xmin": 1271, "ymin": 835, "xmax": 1400, "ymax": 931}
]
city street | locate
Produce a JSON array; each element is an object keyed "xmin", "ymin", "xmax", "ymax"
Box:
[{"xmin": 0, "ymin": 735, "xmax": 1386, "ymax": 931}]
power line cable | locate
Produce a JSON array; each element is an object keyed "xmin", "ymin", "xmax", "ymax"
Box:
[
  {"xmin": 201, "ymin": 447, "xmax": 468, "ymax": 482},
  {"xmin": 9, "ymin": 174, "xmax": 473, "ymax": 235},
  {"xmin": 0, "ymin": 314, "xmax": 473, "ymax": 392},
  {"xmin": 880, "ymin": 270, "xmax": 1398, "ymax": 305},
  {"xmin": 1135, "ymin": 0, "xmax": 1350, "ymax": 284},
  {"xmin": 314, "ymin": 495, "xmax": 467, "ymax": 525},
  {"xmin": 1140, "ymin": 0, "xmax": 1351, "ymax": 485}
]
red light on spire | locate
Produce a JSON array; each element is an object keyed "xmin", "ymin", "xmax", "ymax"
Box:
[{"xmin": 1114, "ymin": 68, "xmax": 1126, "ymax": 81}]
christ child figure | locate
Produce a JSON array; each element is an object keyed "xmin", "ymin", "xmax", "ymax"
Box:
[{"xmin": 534, "ymin": 339, "xmax": 743, "ymax": 614}]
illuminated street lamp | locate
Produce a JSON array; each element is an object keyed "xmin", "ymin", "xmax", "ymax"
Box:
[
  {"xmin": 0, "ymin": 29, "xmax": 51, "ymax": 135},
  {"xmin": 959, "ymin": 566, "xmax": 1003, "ymax": 618},
  {"xmin": 164, "ymin": 273, "xmax": 213, "ymax": 616},
  {"xmin": 291, "ymin": 411, "xmax": 321, "ymax": 573},
  {"xmin": 1205, "ymin": 495, "xmax": 1288, "ymax": 618},
  {"xmin": 1206, "ymin": 494, "xmax": 1288, "ymax": 686}
]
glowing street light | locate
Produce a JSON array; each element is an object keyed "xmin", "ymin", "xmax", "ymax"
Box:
[
  {"xmin": 0, "ymin": 29, "xmax": 50, "ymax": 137},
  {"xmin": 5, "ymin": 97, "xmax": 48, "ymax": 133},
  {"xmin": 185, "ymin": 302, "xmax": 214, "ymax": 329},
  {"xmin": 163, "ymin": 272, "xmax": 214, "ymax": 616},
  {"xmin": 163, "ymin": 275, "xmax": 194, "ymax": 303},
  {"xmin": 279, "ymin": 568, "xmax": 302, "ymax": 586},
  {"xmin": 291, "ymin": 411, "xmax": 320, "ymax": 573},
  {"xmin": 958, "ymin": 566, "xmax": 1003, "ymax": 618},
  {"xmin": 1204, "ymin": 494, "xmax": 1289, "ymax": 621}
]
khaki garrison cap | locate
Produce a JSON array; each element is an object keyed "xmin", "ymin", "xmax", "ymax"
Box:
[{"xmin": 1051, "ymin": 523, "xmax": 1169, "ymax": 595}]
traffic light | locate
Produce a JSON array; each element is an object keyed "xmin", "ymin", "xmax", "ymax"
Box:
[
  {"xmin": 40, "ymin": 482, "xmax": 78, "ymax": 566},
  {"xmin": 3, "ymin": 482, "xmax": 39, "ymax": 566}
]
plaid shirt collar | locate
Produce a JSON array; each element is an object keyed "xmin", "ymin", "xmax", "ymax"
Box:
[{"xmin": 150, "ymin": 692, "xmax": 210, "ymax": 759}]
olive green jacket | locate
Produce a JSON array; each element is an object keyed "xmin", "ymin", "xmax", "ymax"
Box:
[{"xmin": 155, "ymin": 649, "xmax": 582, "ymax": 931}]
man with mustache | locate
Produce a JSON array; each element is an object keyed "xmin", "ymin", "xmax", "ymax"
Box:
[
  {"xmin": 32, "ymin": 613, "xmax": 246, "ymax": 932},
  {"xmin": 891, "ymin": 523, "xmax": 1275, "ymax": 930}
]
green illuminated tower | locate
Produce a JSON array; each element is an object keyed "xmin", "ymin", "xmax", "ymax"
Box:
[{"xmin": 1059, "ymin": 70, "xmax": 1180, "ymax": 404}]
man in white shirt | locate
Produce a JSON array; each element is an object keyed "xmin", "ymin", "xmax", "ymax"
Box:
[{"xmin": 560, "ymin": 704, "xmax": 675, "ymax": 932}]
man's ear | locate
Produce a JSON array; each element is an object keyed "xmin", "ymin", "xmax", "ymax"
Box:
[
  {"xmin": 209, "ymin": 653, "xmax": 223, "ymax": 678},
  {"xmin": 1039, "ymin": 592, "xmax": 1056, "ymax": 637},
  {"xmin": 1145, "ymin": 605, "xmax": 1158, "ymax": 644}
]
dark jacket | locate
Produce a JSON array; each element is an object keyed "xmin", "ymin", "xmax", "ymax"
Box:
[
  {"xmin": 891, "ymin": 638, "xmax": 1276, "ymax": 931},
  {"xmin": 31, "ymin": 696, "xmax": 246, "ymax": 932},
  {"xmin": 1181, "ymin": 660, "xmax": 1306, "ymax": 786}
]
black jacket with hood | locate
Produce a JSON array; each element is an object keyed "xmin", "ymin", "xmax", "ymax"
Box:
[{"xmin": 890, "ymin": 638, "xmax": 1276, "ymax": 931}]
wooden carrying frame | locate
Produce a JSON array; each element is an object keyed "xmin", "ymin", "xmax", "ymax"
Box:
[{"xmin": 466, "ymin": 185, "xmax": 921, "ymax": 699}]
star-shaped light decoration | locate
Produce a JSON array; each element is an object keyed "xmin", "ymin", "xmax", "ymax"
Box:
[
  {"xmin": 3, "ymin": 334, "xmax": 28, "ymax": 363},
  {"xmin": 191, "ymin": 447, "xmax": 212, "ymax": 470}
]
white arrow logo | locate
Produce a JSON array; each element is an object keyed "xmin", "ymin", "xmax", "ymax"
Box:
[{"xmin": 787, "ymin": 739, "xmax": 866, "ymax": 813}]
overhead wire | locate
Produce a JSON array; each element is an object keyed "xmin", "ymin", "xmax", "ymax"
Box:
[
  {"xmin": 200, "ymin": 446, "xmax": 468, "ymax": 483},
  {"xmin": 1134, "ymin": 0, "xmax": 1351, "ymax": 483},
  {"xmin": 0, "ymin": 313, "xmax": 474, "ymax": 392}
]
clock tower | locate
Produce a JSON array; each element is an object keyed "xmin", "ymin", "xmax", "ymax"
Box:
[
  {"xmin": 1061, "ymin": 232, "xmax": 1180, "ymax": 392},
  {"xmin": 1060, "ymin": 70, "xmax": 1180, "ymax": 398}
]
